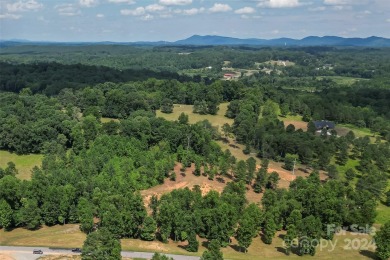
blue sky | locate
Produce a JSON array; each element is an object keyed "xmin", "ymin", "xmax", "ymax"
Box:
[{"xmin": 1, "ymin": 0, "xmax": 389, "ymax": 41}]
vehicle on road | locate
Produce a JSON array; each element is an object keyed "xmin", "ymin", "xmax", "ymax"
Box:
[
  {"xmin": 33, "ymin": 249, "xmax": 43, "ymax": 254},
  {"xmin": 71, "ymin": 248, "xmax": 82, "ymax": 253}
]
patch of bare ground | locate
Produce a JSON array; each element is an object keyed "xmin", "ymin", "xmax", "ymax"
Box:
[
  {"xmin": 283, "ymin": 120, "xmax": 308, "ymax": 131},
  {"xmin": 0, "ymin": 253, "xmax": 14, "ymax": 260},
  {"xmin": 141, "ymin": 163, "xmax": 263, "ymax": 207}
]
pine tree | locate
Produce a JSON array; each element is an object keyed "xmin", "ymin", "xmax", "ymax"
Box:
[
  {"xmin": 186, "ymin": 232, "xmax": 199, "ymax": 252},
  {"xmin": 201, "ymin": 240, "xmax": 223, "ymax": 260},
  {"xmin": 253, "ymin": 168, "xmax": 267, "ymax": 193},
  {"xmin": 140, "ymin": 216, "xmax": 157, "ymax": 241},
  {"xmin": 82, "ymin": 228, "xmax": 121, "ymax": 260},
  {"xmin": 263, "ymin": 216, "xmax": 276, "ymax": 244},
  {"xmin": 375, "ymin": 221, "xmax": 390, "ymax": 260}
]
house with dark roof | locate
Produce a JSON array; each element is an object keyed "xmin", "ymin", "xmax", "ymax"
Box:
[{"xmin": 313, "ymin": 120, "xmax": 335, "ymax": 130}]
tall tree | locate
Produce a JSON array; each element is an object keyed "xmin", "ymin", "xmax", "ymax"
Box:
[
  {"xmin": 140, "ymin": 216, "xmax": 157, "ymax": 241},
  {"xmin": 375, "ymin": 221, "xmax": 390, "ymax": 260},
  {"xmin": 81, "ymin": 228, "xmax": 121, "ymax": 260},
  {"xmin": 0, "ymin": 199, "xmax": 13, "ymax": 230},
  {"xmin": 200, "ymin": 239, "xmax": 224, "ymax": 260}
]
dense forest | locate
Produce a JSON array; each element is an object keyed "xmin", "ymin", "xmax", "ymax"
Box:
[{"xmin": 0, "ymin": 45, "xmax": 389, "ymax": 260}]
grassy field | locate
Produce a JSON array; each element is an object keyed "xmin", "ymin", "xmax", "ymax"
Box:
[
  {"xmin": 335, "ymin": 159, "xmax": 360, "ymax": 177},
  {"xmin": 0, "ymin": 224, "xmax": 375, "ymax": 260},
  {"xmin": 156, "ymin": 103, "xmax": 233, "ymax": 130},
  {"xmin": 376, "ymin": 201, "xmax": 390, "ymax": 225},
  {"xmin": 0, "ymin": 224, "xmax": 86, "ymax": 248},
  {"xmin": 101, "ymin": 117, "xmax": 120, "ymax": 123},
  {"xmin": 278, "ymin": 115, "xmax": 308, "ymax": 131},
  {"xmin": 316, "ymin": 76, "xmax": 368, "ymax": 86},
  {"xmin": 0, "ymin": 150, "xmax": 43, "ymax": 180}
]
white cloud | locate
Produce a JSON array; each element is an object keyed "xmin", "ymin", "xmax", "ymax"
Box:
[
  {"xmin": 108, "ymin": 0, "xmax": 135, "ymax": 4},
  {"xmin": 145, "ymin": 4, "xmax": 165, "ymax": 12},
  {"xmin": 258, "ymin": 0, "xmax": 302, "ymax": 8},
  {"xmin": 209, "ymin": 3, "xmax": 232, "ymax": 13},
  {"xmin": 55, "ymin": 4, "xmax": 81, "ymax": 16},
  {"xmin": 308, "ymin": 6, "xmax": 326, "ymax": 11},
  {"xmin": 120, "ymin": 7, "xmax": 145, "ymax": 15},
  {"xmin": 0, "ymin": 13, "xmax": 22, "ymax": 19},
  {"xmin": 159, "ymin": 0, "xmax": 192, "ymax": 6},
  {"xmin": 141, "ymin": 14, "xmax": 154, "ymax": 20},
  {"xmin": 6, "ymin": 0, "xmax": 43, "ymax": 12},
  {"xmin": 235, "ymin": 7, "xmax": 256, "ymax": 14},
  {"xmin": 323, "ymin": 0, "xmax": 350, "ymax": 5},
  {"xmin": 80, "ymin": 0, "xmax": 98, "ymax": 7},
  {"xmin": 180, "ymin": 7, "xmax": 205, "ymax": 15},
  {"xmin": 332, "ymin": 5, "xmax": 351, "ymax": 10},
  {"xmin": 96, "ymin": 13, "xmax": 104, "ymax": 18}
]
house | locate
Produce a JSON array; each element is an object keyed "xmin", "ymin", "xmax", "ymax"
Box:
[
  {"xmin": 224, "ymin": 73, "xmax": 236, "ymax": 79},
  {"xmin": 313, "ymin": 120, "xmax": 335, "ymax": 130}
]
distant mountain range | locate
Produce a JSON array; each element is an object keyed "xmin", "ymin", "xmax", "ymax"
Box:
[
  {"xmin": 173, "ymin": 35, "xmax": 390, "ymax": 47},
  {"xmin": 1, "ymin": 35, "xmax": 390, "ymax": 47}
]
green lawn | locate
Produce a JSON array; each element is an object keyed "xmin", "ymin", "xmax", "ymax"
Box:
[
  {"xmin": 101, "ymin": 117, "xmax": 120, "ymax": 123},
  {"xmin": 316, "ymin": 76, "xmax": 368, "ymax": 86},
  {"xmin": 156, "ymin": 103, "xmax": 233, "ymax": 130},
  {"xmin": 376, "ymin": 202, "xmax": 390, "ymax": 225},
  {"xmin": 0, "ymin": 150, "xmax": 43, "ymax": 180},
  {"xmin": 335, "ymin": 159, "xmax": 360, "ymax": 177}
]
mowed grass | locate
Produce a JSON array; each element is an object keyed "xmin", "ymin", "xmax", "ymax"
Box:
[
  {"xmin": 0, "ymin": 224, "xmax": 86, "ymax": 248},
  {"xmin": 0, "ymin": 150, "xmax": 43, "ymax": 180},
  {"xmin": 335, "ymin": 158, "xmax": 360, "ymax": 177},
  {"xmin": 336, "ymin": 124, "xmax": 375, "ymax": 137},
  {"xmin": 101, "ymin": 117, "xmax": 120, "ymax": 123},
  {"xmin": 316, "ymin": 76, "xmax": 368, "ymax": 86},
  {"xmin": 278, "ymin": 115, "xmax": 308, "ymax": 131},
  {"xmin": 376, "ymin": 202, "xmax": 390, "ymax": 225},
  {"xmin": 156, "ymin": 103, "xmax": 233, "ymax": 130},
  {"xmin": 0, "ymin": 224, "xmax": 374, "ymax": 260}
]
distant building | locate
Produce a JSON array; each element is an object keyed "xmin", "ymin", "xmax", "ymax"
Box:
[
  {"xmin": 223, "ymin": 73, "xmax": 238, "ymax": 80},
  {"xmin": 313, "ymin": 120, "xmax": 335, "ymax": 130}
]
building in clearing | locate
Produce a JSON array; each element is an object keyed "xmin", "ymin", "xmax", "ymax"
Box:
[
  {"xmin": 313, "ymin": 120, "xmax": 335, "ymax": 130},
  {"xmin": 223, "ymin": 73, "xmax": 239, "ymax": 80}
]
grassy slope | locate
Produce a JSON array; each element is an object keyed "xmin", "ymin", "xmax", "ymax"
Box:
[
  {"xmin": 376, "ymin": 202, "xmax": 390, "ymax": 225},
  {"xmin": 0, "ymin": 225, "xmax": 375, "ymax": 260},
  {"xmin": 0, "ymin": 225, "xmax": 86, "ymax": 248},
  {"xmin": 0, "ymin": 150, "xmax": 43, "ymax": 180},
  {"xmin": 316, "ymin": 76, "xmax": 368, "ymax": 86},
  {"xmin": 156, "ymin": 103, "xmax": 233, "ymax": 130}
]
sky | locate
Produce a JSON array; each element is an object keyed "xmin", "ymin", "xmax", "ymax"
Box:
[{"xmin": 0, "ymin": 0, "xmax": 390, "ymax": 42}]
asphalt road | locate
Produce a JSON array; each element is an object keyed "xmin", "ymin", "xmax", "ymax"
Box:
[{"xmin": 0, "ymin": 246, "xmax": 200, "ymax": 260}]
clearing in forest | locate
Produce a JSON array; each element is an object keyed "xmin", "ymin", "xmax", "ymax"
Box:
[
  {"xmin": 0, "ymin": 150, "xmax": 43, "ymax": 180},
  {"xmin": 156, "ymin": 103, "xmax": 233, "ymax": 130}
]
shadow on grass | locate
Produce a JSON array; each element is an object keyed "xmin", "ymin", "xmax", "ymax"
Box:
[
  {"xmin": 359, "ymin": 250, "xmax": 378, "ymax": 259},
  {"xmin": 276, "ymin": 246, "xmax": 289, "ymax": 255},
  {"xmin": 229, "ymin": 244, "xmax": 244, "ymax": 253},
  {"xmin": 201, "ymin": 240, "xmax": 210, "ymax": 249}
]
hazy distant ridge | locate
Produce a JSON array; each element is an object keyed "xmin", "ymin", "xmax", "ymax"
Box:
[
  {"xmin": 174, "ymin": 35, "xmax": 390, "ymax": 47},
  {"xmin": 1, "ymin": 35, "xmax": 390, "ymax": 47}
]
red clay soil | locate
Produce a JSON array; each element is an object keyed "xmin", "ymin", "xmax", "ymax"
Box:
[{"xmin": 141, "ymin": 161, "xmax": 327, "ymax": 209}]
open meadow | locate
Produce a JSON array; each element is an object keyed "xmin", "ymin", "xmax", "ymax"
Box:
[
  {"xmin": 156, "ymin": 103, "xmax": 233, "ymax": 130},
  {"xmin": 0, "ymin": 150, "xmax": 42, "ymax": 180}
]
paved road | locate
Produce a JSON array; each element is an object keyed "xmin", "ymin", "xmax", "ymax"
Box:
[{"xmin": 0, "ymin": 246, "xmax": 200, "ymax": 260}]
